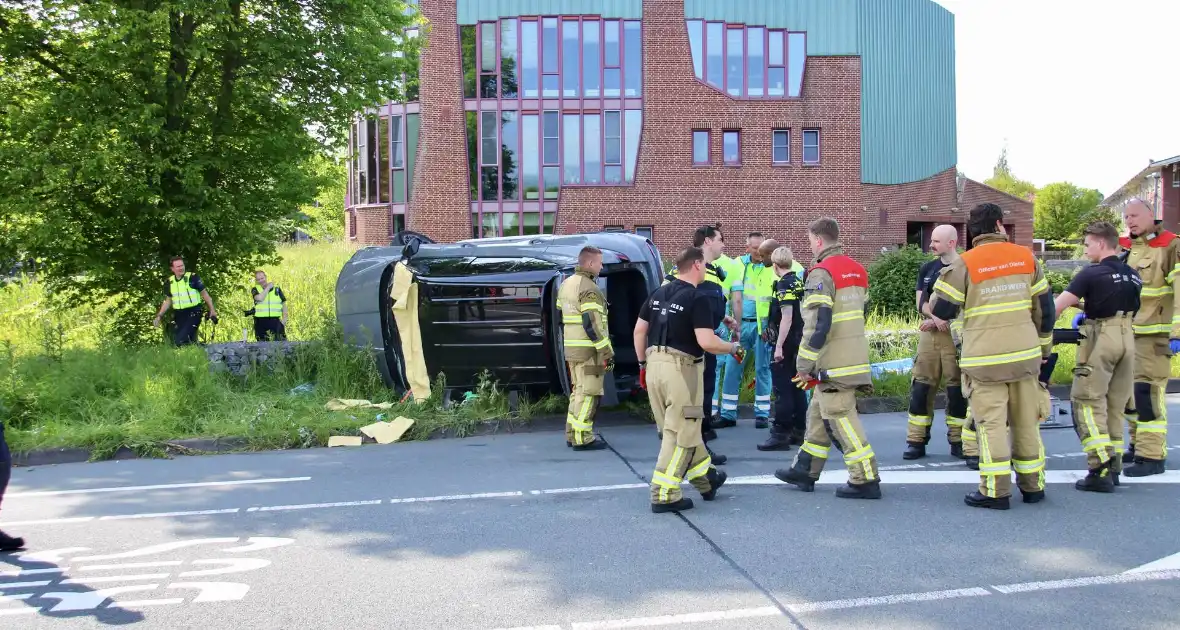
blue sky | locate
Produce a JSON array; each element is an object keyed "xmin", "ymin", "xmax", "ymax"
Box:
[{"xmin": 933, "ymin": 0, "xmax": 1179, "ymax": 196}]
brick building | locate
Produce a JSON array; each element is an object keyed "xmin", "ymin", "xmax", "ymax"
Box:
[
  {"xmin": 1102, "ymin": 154, "xmax": 1180, "ymax": 233},
  {"xmin": 345, "ymin": 0, "xmax": 1033, "ymax": 262}
]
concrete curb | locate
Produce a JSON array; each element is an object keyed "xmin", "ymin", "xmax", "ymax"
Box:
[{"xmin": 14, "ymin": 378, "xmax": 1180, "ymax": 466}]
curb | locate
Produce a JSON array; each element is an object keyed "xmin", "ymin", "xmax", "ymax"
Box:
[{"xmin": 14, "ymin": 378, "xmax": 1180, "ymax": 466}]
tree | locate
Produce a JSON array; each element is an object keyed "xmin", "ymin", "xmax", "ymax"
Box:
[
  {"xmin": 984, "ymin": 146, "xmax": 1037, "ymax": 200},
  {"xmin": 0, "ymin": 1, "xmax": 420, "ymax": 341},
  {"xmin": 1033, "ymin": 182, "xmax": 1113, "ymax": 243},
  {"xmin": 299, "ymin": 153, "xmax": 347, "ymax": 242}
]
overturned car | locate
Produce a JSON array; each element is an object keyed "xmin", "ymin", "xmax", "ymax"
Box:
[{"xmin": 335, "ymin": 231, "xmax": 666, "ymax": 406}]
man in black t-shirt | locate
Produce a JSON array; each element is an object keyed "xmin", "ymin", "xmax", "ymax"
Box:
[
  {"xmin": 1054, "ymin": 221, "xmax": 1142, "ymax": 491},
  {"xmin": 635, "ymin": 247, "xmax": 744, "ymax": 514},
  {"xmin": 759, "ymin": 245, "xmax": 807, "ymax": 451}
]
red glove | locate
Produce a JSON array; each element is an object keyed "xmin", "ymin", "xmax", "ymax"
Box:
[
  {"xmin": 731, "ymin": 344, "xmax": 746, "ymax": 365},
  {"xmin": 639, "ymin": 366, "xmax": 647, "ymax": 390},
  {"xmin": 792, "ymin": 373, "xmax": 820, "ymax": 390}
]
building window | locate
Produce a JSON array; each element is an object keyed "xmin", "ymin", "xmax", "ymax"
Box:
[
  {"xmin": 772, "ymin": 129, "xmax": 789, "ymax": 164},
  {"xmin": 604, "ymin": 225, "xmax": 625, "ymax": 231},
  {"xmin": 693, "ymin": 130, "xmax": 709, "ymax": 165},
  {"xmin": 687, "ymin": 20, "xmax": 805, "ymax": 99},
  {"xmin": 521, "ymin": 20, "xmax": 539, "ymax": 98},
  {"xmin": 480, "ymin": 22, "xmax": 497, "ymax": 98},
  {"xmin": 604, "ymin": 110, "xmax": 622, "ymax": 184},
  {"xmin": 500, "ymin": 20, "xmax": 518, "ymax": 99},
  {"xmin": 723, "ymin": 130, "xmax": 740, "ymax": 165},
  {"xmin": 803, "ymin": 129, "xmax": 820, "ymax": 164},
  {"xmin": 461, "ymin": 26, "xmax": 477, "ymax": 98},
  {"xmin": 635, "ymin": 225, "xmax": 654, "ymax": 240}
]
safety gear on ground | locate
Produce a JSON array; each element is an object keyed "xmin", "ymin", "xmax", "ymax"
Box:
[
  {"xmin": 254, "ymin": 285, "xmax": 283, "ymax": 318},
  {"xmin": 1072, "ymin": 313, "xmax": 1086, "ymax": 329},
  {"xmin": 390, "ymin": 262, "xmax": 432, "ymax": 401},
  {"xmin": 169, "ymin": 272, "xmax": 202, "ymax": 310},
  {"xmin": 558, "ymin": 267, "xmax": 612, "ymax": 445},
  {"xmin": 718, "ymin": 320, "xmax": 770, "ymax": 421},
  {"xmin": 1125, "ymin": 337, "xmax": 1171, "ymax": 462},
  {"xmin": 965, "ymin": 375, "xmax": 1046, "ymax": 500},
  {"xmin": 1070, "ymin": 315, "xmax": 1133, "ymax": 476},
  {"xmin": 931, "ymin": 233, "xmax": 1053, "ymax": 384},
  {"xmin": 646, "ymin": 349, "xmax": 720, "ymax": 506},
  {"xmin": 797, "ymin": 244, "xmax": 871, "ymax": 388},
  {"xmin": 784, "ymin": 385, "xmax": 880, "ymax": 487}
]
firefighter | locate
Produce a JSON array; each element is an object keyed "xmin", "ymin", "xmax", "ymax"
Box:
[
  {"xmin": 153, "ymin": 256, "xmax": 218, "ymax": 346},
  {"xmin": 557, "ymin": 246, "xmax": 613, "ymax": 450},
  {"xmin": 1118, "ymin": 198, "xmax": 1175, "ymax": 477},
  {"xmin": 635, "ymin": 247, "xmax": 744, "ymax": 513},
  {"xmin": 760, "ymin": 245, "xmax": 807, "ymax": 451},
  {"xmin": 929, "ymin": 203, "xmax": 1054, "ymax": 510},
  {"xmin": 907, "ymin": 224, "xmax": 968, "ymax": 459},
  {"xmin": 1054, "ymin": 221, "xmax": 1141, "ymax": 492},
  {"xmin": 774, "ymin": 217, "xmax": 882, "ymax": 499}
]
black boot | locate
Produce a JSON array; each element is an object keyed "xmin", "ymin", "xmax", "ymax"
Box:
[
  {"xmin": 1124, "ymin": 457, "xmax": 1166, "ymax": 477},
  {"xmin": 707, "ymin": 445, "xmax": 727, "ymax": 466},
  {"xmin": 774, "ymin": 467, "xmax": 816, "ymax": 492},
  {"xmin": 0, "ymin": 531, "xmax": 25, "ymax": 552},
  {"xmin": 572, "ymin": 435, "xmax": 608, "ymax": 451},
  {"xmin": 1021, "ymin": 489, "xmax": 1046, "ymax": 504},
  {"xmin": 1075, "ymin": 470, "xmax": 1115, "ymax": 493},
  {"xmin": 1122, "ymin": 445, "xmax": 1136, "ymax": 464},
  {"xmin": 949, "ymin": 442, "xmax": 964, "ymax": 459},
  {"xmin": 757, "ymin": 432, "xmax": 793, "ymax": 452},
  {"xmin": 713, "ymin": 417, "xmax": 737, "ymax": 429},
  {"xmin": 701, "ymin": 468, "xmax": 728, "ymax": 501},
  {"xmin": 965, "ymin": 456, "xmax": 979, "ymax": 470},
  {"xmin": 964, "ymin": 491, "xmax": 1009, "ymax": 510},
  {"xmin": 835, "ymin": 480, "xmax": 882, "ymax": 499},
  {"xmin": 902, "ymin": 443, "xmax": 926, "ymax": 460},
  {"xmin": 702, "ymin": 428, "xmax": 718, "ymax": 442},
  {"xmin": 651, "ymin": 497, "xmax": 694, "ymax": 513},
  {"xmin": 787, "ymin": 430, "xmax": 804, "ymax": 446},
  {"xmin": 755, "ymin": 417, "xmax": 769, "ymax": 429}
]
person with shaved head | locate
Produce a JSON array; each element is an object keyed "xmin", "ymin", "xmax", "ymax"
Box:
[
  {"xmin": 1116, "ymin": 198, "xmax": 1176, "ymax": 477},
  {"xmin": 905, "ymin": 224, "xmax": 969, "ymax": 461}
]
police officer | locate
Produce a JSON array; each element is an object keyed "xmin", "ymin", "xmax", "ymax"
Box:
[
  {"xmin": 1118, "ymin": 198, "xmax": 1175, "ymax": 477},
  {"xmin": 635, "ymin": 247, "xmax": 743, "ymax": 513},
  {"xmin": 716, "ymin": 232, "xmax": 774, "ymax": 428},
  {"xmin": 906, "ymin": 224, "xmax": 968, "ymax": 459},
  {"xmin": 774, "ymin": 217, "xmax": 883, "ymax": 499},
  {"xmin": 250, "ymin": 270, "xmax": 289, "ymax": 341},
  {"xmin": 557, "ymin": 246, "xmax": 613, "ymax": 450},
  {"xmin": 153, "ymin": 256, "xmax": 218, "ymax": 346},
  {"xmin": 929, "ymin": 203, "xmax": 1054, "ymax": 510},
  {"xmin": 760, "ymin": 245, "xmax": 807, "ymax": 451},
  {"xmin": 1054, "ymin": 221, "xmax": 1141, "ymax": 491},
  {"xmin": 0, "ymin": 420, "xmax": 24, "ymax": 552}
]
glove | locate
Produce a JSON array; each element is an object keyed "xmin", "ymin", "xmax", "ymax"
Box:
[
  {"xmin": 731, "ymin": 344, "xmax": 746, "ymax": 365},
  {"xmin": 792, "ymin": 373, "xmax": 820, "ymax": 390},
  {"xmin": 638, "ymin": 365, "xmax": 647, "ymax": 390},
  {"xmin": 1072, "ymin": 313, "xmax": 1086, "ymax": 329},
  {"xmin": 1170, "ymin": 339, "xmax": 1180, "ymax": 355},
  {"xmin": 604, "ymin": 357, "xmax": 615, "ymax": 372}
]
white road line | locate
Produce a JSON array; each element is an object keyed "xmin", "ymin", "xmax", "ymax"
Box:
[
  {"xmin": 530, "ymin": 483, "xmax": 648, "ymax": 495},
  {"xmin": 1125, "ymin": 552, "xmax": 1180, "ymax": 574},
  {"xmin": 98, "ymin": 508, "xmax": 241, "ymax": 520},
  {"xmin": 570, "ymin": 606, "xmax": 781, "ymax": 629},
  {"xmin": 8, "ymin": 477, "xmax": 311, "ymax": 498},
  {"xmin": 389, "ymin": 491, "xmax": 524, "ymax": 503},
  {"xmin": 114, "ymin": 598, "xmax": 186, "ymax": 607},
  {"xmin": 0, "ymin": 516, "xmax": 95, "ymax": 527},
  {"xmin": 0, "ymin": 567, "xmax": 67, "ymax": 577},
  {"xmin": 82, "ymin": 561, "xmax": 183, "ymax": 571},
  {"xmin": 786, "ymin": 587, "xmax": 992, "ymax": 613},
  {"xmin": 0, "ymin": 581, "xmax": 52, "ymax": 589},
  {"xmin": 248, "ymin": 500, "xmax": 383, "ymax": 512},
  {"xmin": 60, "ymin": 573, "xmax": 170, "ymax": 585},
  {"xmin": 991, "ymin": 569, "xmax": 1180, "ymax": 593},
  {"xmin": 0, "ymin": 593, "xmax": 32, "ymax": 602},
  {"xmin": 730, "ymin": 470, "xmax": 1180, "ymax": 485}
]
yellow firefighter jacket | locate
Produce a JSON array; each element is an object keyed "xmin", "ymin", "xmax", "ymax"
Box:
[
  {"xmin": 557, "ymin": 268, "xmax": 612, "ymax": 363},
  {"xmin": 931, "ymin": 233, "xmax": 1051, "ymax": 384},
  {"xmin": 1119, "ymin": 226, "xmax": 1180, "ymax": 338},
  {"xmin": 796, "ymin": 243, "xmax": 872, "ymax": 389}
]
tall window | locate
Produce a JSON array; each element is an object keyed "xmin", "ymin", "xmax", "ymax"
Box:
[
  {"xmin": 772, "ymin": 129, "xmax": 789, "ymax": 164},
  {"xmin": 687, "ymin": 20, "xmax": 806, "ymax": 99},
  {"xmin": 803, "ymin": 129, "xmax": 820, "ymax": 164},
  {"xmin": 693, "ymin": 130, "xmax": 709, "ymax": 165},
  {"xmin": 723, "ymin": 131, "xmax": 740, "ymax": 165}
]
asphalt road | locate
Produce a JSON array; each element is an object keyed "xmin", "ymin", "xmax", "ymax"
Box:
[{"xmin": 3, "ymin": 398, "xmax": 1180, "ymax": 630}]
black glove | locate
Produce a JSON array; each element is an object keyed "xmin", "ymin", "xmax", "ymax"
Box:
[{"xmin": 243, "ymin": 308, "xmax": 256, "ymax": 317}]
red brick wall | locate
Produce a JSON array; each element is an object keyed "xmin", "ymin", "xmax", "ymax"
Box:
[
  {"xmin": 863, "ymin": 168, "xmax": 959, "ymax": 252},
  {"xmin": 405, "ymin": 0, "xmax": 471, "ymax": 243},
  {"xmin": 958, "ymin": 178, "xmax": 1034, "ymax": 248}
]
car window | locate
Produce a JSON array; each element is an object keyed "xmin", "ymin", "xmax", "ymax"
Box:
[{"xmin": 408, "ymin": 256, "xmax": 556, "ymax": 277}]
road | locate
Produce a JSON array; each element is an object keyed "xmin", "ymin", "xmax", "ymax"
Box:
[{"xmin": 3, "ymin": 399, "xmax": 1180, "ymax": 629}]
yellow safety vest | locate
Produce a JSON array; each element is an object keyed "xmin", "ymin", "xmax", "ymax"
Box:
[
  {"xmin": 255, "ymin": 286, "xmax": 283, "ymax": 318},
  {"xmin": 170, "ymin": 273, "xmax": 201, "ymax": 310}
]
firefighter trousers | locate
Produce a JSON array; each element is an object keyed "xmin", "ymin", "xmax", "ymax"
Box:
[
  {"xmin": 965, "ymin": 376, "xmax": 1045, "ymax": 498},
  {"xmin": 565, "ymin": 359, "xmax": 604, "ymax": 445},
  {"xmin": 1124, "ymin": 335, "xmax": 1170, "ymax": 461},
  {"xmin": 647, "ymin": 349, "xmax": 715, "ymax": 504},
  {"xmin": 1071, "ymin": 318, "xmax": 1133, "ymax": 474},
  {"xmin": 788, "ymin": 385, "xmax": 879, "ymax": 485},
  {"xmin": 907, "ymin": 329, "xmax": 967, "ymax": 445}
]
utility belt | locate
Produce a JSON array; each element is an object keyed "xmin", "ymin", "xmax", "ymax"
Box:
[
  {"xmin": 1084, "ymin": 311, "xmax": 1133, "ymax": 326},
  {"xmin": 647, "ymin": 346, "xmax": 704, "ymax": 366}
]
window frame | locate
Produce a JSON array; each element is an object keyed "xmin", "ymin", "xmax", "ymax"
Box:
[
  {"xmin": 771, "ymin": 129, "xmax": 790, "ymax": 165},
  {"xmin": 635, "ymin": 225, "xmax": 654, "ymax": 241},
  {"xmin": 802, "ymin": 128, "xmax": 821, "ymax": 165},
  {"xmin": 722, "ymin": 130, "xmax": 741, "ymax": 166},
  {"xmin": 692, "ymin": 129, "xmax": 710, "ymax": 166}
]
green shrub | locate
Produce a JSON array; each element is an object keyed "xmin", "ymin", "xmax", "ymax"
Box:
[
  {"xmin": 1045, "ymin": 270, "xmax": 1071, "ymax": 295},
  {"xmin": 867, "ymin": 246, "xmax": 934, "ymax": 318}
]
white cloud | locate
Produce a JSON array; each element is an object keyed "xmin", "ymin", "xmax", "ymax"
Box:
[{"xmin": 933, "ymin": 0, "xmax": 1180, "ymax": 196}]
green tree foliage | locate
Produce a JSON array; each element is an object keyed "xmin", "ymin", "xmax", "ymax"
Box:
[
  {"xmin": 299, "ymin": 153, "xmax": 347, "ymax": 242},
  {"xmin": 0, "ymin": 1, "xmax": 420, "ymax": 340},
  {"xmin": 867, "ymin": 246, "xmax": 934, "ymax": 318},
  {"xmin": 1033, "ymin": 182, "xmax": 1115, "ymax": 244},
  {"xmin": 983, "ymin": 146, "xmax": 1036, "ymax": 201}
]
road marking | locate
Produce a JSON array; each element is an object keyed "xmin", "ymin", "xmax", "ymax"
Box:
[
  {"xmin": 72, "ymin": 538, "xmax": 240, "ymax": 561},
  {"xmin": 389, "ymin": 491, "xmax": 525, "ymax": 503},
  {"xmin": 8, "ymin": 477, "xmax": 311, "ymax": 498},
  {"xmin": 0, "ymin": 581, "xmax": 52, "ymax": 589},
  {"xmin": 82, "ymin": 561, "xmax": 183, "ymax": 571},
  {"xmin": 0, "ymin": 516, "xmax": 95, "ymax": 527},
  {"xmin": 98, "ymin": 508, "xmax": 241, "ymax": 521},
  {"xmin": 0, "ymin": 567, "xmax": 67, "ymax": 577},
  {"xmin": 248, "ymin": 500, "xmax": 383, "ymax": 512},
  {"xmin": 117, "ymin": 598, "xmax": 185, "ymax": 607},
  {"xmin": 728, "ymin": 470, "xmax": 1180, "ymax": 485},
  {"xmin": 492, "ymin": 570, "xmax": 1180, "ymax": 628},
  {"xmin": 60, "ymin": 573, "xmax": 170, "ymax": 585},
  {"xmin": 530, "ymin": 483, "xmax": 648, "ymax": 495},
  {"xmin": 1126, "ymin": 552, "xmax": 1180, "ymax": 574}
]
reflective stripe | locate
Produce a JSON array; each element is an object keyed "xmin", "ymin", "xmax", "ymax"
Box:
[
  {"xmin": 963, "ymin": 300, "xmax": 1030, "ymax": 319},
  {"xmin": 564, "ymin": 340, "xmax": 595, "ymax": 347},
  {"xmin": 592, "ymin": 337, "xmax": 612, "ymax": 350},
  {"xmin": 1138, "ymin": 420, "xmax": 1168, "ymax": 433},
  {"xmin": 1133, "ymin": 323, "xmax": 1171, "ymax": 335},
  {"xmin": 832, "ymin": 311, "xmax": 863, "ymax": 323},
  {"xmin": 946, "ymin": 415, "xmax": 966, "ymax": 427},
  {"xmin": 1140, "ymin": 286, "xmax": 1173, "ymax": 297},
  {"xmin": 579, "ymin": 302, "xmax": 604, "ymax": 313},
  {"xmin": 1013, "ymin": 457, "xmax": 1045, "ymax": 474},
  {"xmin": 959, "ymin": 346, "xmax": 1041, "ymax": 368},
  {"xmin": 933, "ymin": 278, "xmax": 965, "ymax": 303},
  {"xmin": 802, "ymin": 295, "xmax": 833, "ymax": 308},
  {"xmin": 685, "ymin": 458, "xmax": 711, "ymax": 481},
  {"xmin": 1030, "ymin": 278, "xmax": 1049, "ymax": 295},
  {"xmin": 826, "ymin": 364, "xmax": 871, "ymax": 378},
  {"xmin": 979, "ymin": 461, "xmax": 1011, "ymax": 475},
  {"xmin": 1039, "ymin": 336, "xmax": 1052, "ymax": 347},
  {"xmin": 801, "ymin": 441, "xmax": 830, "ymax": 458},
  {"xmin": 838, "ymin": 416, "xmax": 875, "ymax": 481},
  {"xmin": 908, "ymin": 414, "xmax": 933, "ymax": 427},
  {"xmin": 1168, "ymin": 264, "xmax": 1180, "ymax": 284},
  {"xmin": 255, "ymin": 287, "xmax": 283, "ymax": 318},
  {"xmin": 562, "ymin": 316, "xmax": 581, "ymax": 324},
  {"xmin": 799, "ymin": 346, "xmax": 819, "ymax": 361},
  {"xmin": 844, "ymin": 445, "xmax": 875, "ymax": 465},
  {"xmin": 170, "ymin": 273, "xmax": 201, "ymax": 310}
]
